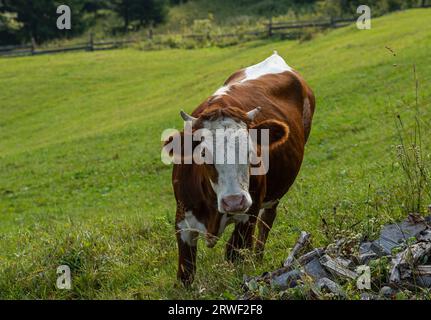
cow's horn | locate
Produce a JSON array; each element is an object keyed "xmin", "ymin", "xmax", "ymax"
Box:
[
  {"xmin": 246, "ymin": 107, "xmax": 261, "ymax": 120},
  {"xmin": 180, "ymin": 110, "xmax": 198, "ymax": 124}
]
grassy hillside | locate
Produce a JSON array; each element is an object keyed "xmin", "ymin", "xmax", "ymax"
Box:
[{"xmin": 0, "ymin": 9, "xmax": 430, "ymax": 299}]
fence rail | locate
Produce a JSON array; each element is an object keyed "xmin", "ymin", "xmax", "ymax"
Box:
[
  {"xmin": 267, "ymin": 17, "xmax": 357, "ymax": 34},
  {"xmin": 0, "ymin": 37, "xmax": 143, "ymax": 56},
  {"xmin": 182, "ymin": 29, "xmax": 265, "ymax": 40},
  {"xmin": 0, "ymin": 44, "xmax": 32, "ymax": 52}
]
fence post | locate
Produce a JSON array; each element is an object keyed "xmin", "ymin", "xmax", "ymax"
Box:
[
  {"xmin": 330, "ymin": 16, "xmax": 335, "ymax": 28},
  {"xmin": 148, "ymin": 21, "xmax": 154, "ymax": 40},
  {"xmin": 268, "ymin": 16, "xmax": 273, "ymax": 38},
  {"xmin": 148, "ymin": 27, "xmax": 153, "ymax": 40},
  {"xmin": 88, "ymin": 33, "xmax": 94, "ymax": 51},
  {"xmin": 31, "ymin": 37, "xmax": 36, "ymax": 55}
]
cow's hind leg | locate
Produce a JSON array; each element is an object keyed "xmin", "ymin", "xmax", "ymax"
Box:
[
  {"xmin": 225, "ymin": 216, "xmax": 257, "ymax": 262},
  {"xmin": 255, "ymin": 204, "xmax": 278, "ymax": 260}
]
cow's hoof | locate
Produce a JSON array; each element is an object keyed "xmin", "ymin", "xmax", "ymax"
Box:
[{"xmin": 178, "ymin": 274, "xmax": 194, "ymax": 287}]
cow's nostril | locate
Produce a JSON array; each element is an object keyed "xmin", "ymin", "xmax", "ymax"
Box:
[
  {"xmin": 222, "ymin": 194, "xmax": 247, "ymax": 212},
  {"xmin": 222, "ymin": 198, "xmax": 229, "ymax": 208}
]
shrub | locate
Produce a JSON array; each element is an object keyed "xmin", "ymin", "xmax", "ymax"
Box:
[{"xmin": 393, "ymin": 65, "xmax": 431, "ymax": 214}]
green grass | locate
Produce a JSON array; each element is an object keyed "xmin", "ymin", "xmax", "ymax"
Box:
[{"xmin": 0, "ymin": 9, "xmax": 431, "ymax": 299}]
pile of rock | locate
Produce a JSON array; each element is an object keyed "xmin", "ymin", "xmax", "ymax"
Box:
[{"xmin": 243, "ymin": 214, "xmax": 431, "ymax": 299}]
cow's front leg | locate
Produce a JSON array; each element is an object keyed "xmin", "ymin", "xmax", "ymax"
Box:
[
  {"xmin": 225, "ymin": 214, "xmax": 257, "ymax": 262},
  {"xmin": 176, "ymin": 227, "xmax": 198, "ymax": 286},
  {"xmin": 255, "ymin": 203, "xmax": 278, "ymax": 260}
]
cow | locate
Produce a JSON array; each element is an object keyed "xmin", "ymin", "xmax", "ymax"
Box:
[{"xmin": 165, "ymin": 51, "xmax": 315, "ymax": 285}]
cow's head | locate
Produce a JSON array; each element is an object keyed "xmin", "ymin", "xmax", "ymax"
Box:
[{"xmin": 178, "ymin": 106, "xmax": 290, "ymax": 215}]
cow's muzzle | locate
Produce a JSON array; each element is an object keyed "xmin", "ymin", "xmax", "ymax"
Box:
[{"xmin": 221, "ymin": 193, "xmax": 250, "ymax": 213}]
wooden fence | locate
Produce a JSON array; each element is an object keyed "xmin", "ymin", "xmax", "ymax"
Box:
[
  {"xmin": 267, "ymin": 17, "xmax": 357, "ymax": 36},
  {"xmin": 0, "ymin": 37, "xmax": 139, "ymax": 57}
]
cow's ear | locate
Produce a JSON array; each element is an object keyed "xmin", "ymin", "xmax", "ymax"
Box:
[{"xmin": 250, "ymin": 119, "xmax": 290, "ymax": 150}]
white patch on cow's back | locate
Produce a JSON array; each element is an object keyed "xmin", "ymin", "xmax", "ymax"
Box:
[
  {"xmin": 177, "ymin": 210, "xmax": 206, "ymax": 246},
  {"xmin": 212, "ymin": 51, "xmax": 292, "ymax": 98},
  {"xmin": 243, "ymin": 51, "xmax": 292, "ymax": 82}
]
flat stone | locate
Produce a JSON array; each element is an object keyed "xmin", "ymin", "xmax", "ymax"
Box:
[
  {"xmin": 379, "ymin": 286, "xmax": 396, "ymax": 298},
  {"xmin": 371, "ymin": 217, "xmax": 429, "ymax": 256},
  {"xmin": 283, "ymin": 231, "xmax": 311, "ymax": 267},
  {"xmin": 360, "ymin": 252, "xmax": 378, "ymax": 264},
  {"xmin": 297, "ymin": 248, "xmax": 325, "ymax": 265},
  {"xmin": 270, "ymin": 269, "xmax": 302, "ymax": 290},
  {"xmin": 371, "ymin": 237, "xmax": 399, "ymax": 256},
  {"xmin": 418, "ymin": 229, "xmax": 431, "ymax": 242},
  {"xmin": 359, "ymin": 242, "xmax": 373, "ymax": 255},
  {"xmin": 315, "ymin": 277, "xmax": 346, "ymax": 298},
  {"xmin": 334, "ymin": 257, "xmax": 354, "ymax": 269},
  {"xmin": 416, "ymin": 275, "xmax": 431, "ymax": 288},
  {"xmin": 360, "ymin": 292, "xmax": 377, "ymax": 300},
  {"xmin": 303, "ymin": 257, "xmax": 330, "ymax": 281},
  {"xmin": 320, "ymin": 254, "xmax": 358, "ymax": 280},
  {"xmin": 382, "ymin": 218, "xmax": 428, "ymax": 243},
  {"xmin": 415, "ymin": 266, "xmax": 431, "ymax": 288},
  {"xmin": 390, "ymin": 242, "xmax": 431, "ymax": 284},
  {"xmin": 358, "ymin": 242, "xmax": 378, "ymax": 264}
]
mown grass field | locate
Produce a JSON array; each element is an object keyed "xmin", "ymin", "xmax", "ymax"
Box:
[{"xmin": 0, "ymin": 9, "xmax": 431, "ymax": 299}]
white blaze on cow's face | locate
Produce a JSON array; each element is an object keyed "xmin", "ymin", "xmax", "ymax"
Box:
[{"xmin": 202, "ymin": 117, "xmax": 253, "ymax": 214}]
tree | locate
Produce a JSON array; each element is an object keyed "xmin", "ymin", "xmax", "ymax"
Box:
[
  {"xmin": 169, "ymin": 0, "xmax": 188, "ymax": 5},
  {"xmin": 0, "ymin": 2, "xmax": 23, "ymax": 45},
  {"xmin": 315, "ymin": 0, "xmax": 421, "ymax": 17},
  {"xmin": 82, "ymin": 0, "xmax": 109, "ymax": 13},
  {"xmin": 113, "ymin": 0, "xmax": 167, "ymax": 31},
  {"xmin": 1, "ymin": 0, "xmax": 87, "ymax": 44},
  {"xmin": 112, "ymin": 0, "xmax": 132, "ymax": 31},
  {"xmin": 131, "ymin": 0, "xmax": 167, "ymax": 27}
]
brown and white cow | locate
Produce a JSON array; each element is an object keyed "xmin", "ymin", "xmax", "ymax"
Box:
[{"xmin": 166, "ymin": 51, "xmax": 315, "ymax": 285}]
